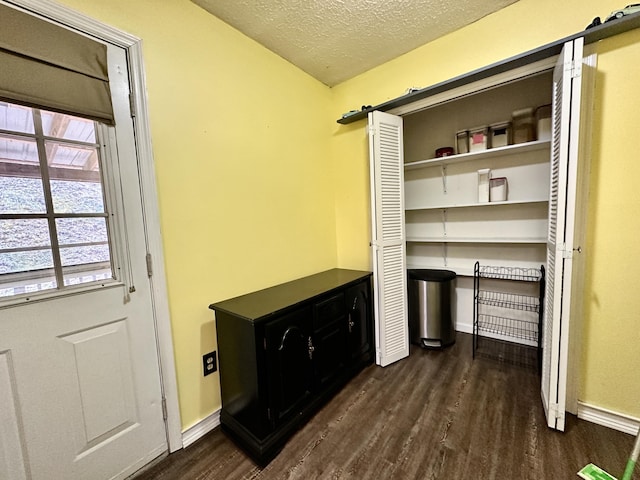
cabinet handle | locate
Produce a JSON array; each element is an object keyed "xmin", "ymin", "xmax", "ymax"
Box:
[
  {"xmin": 308, "ymin": 336, "xmax": 315, "ymax": 360},
  {"xmin": 348, "ymin": 313, "xmax": 355, "ymax": 333},
  {"xmin": 279, "ymin": 326, "xmax": 302, "ymax": 351}
]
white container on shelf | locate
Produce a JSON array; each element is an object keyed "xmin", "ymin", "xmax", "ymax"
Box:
[
  {"xmin": 489, "ymin": 122, "xmax": 512, "ymax": 148},
  {"xmin": 456, "ymin": 130, "xmax": 469, "ymax": 154},
  {"xmin": 536, "ymin": 104, "xmax": 552, "ymax": 141},
  {"xmin": 478, "ymin": 168, "xmax": 491, "ymax": 203},
  {"xmin": 469, "ymin": 126, "xmax": 488, "ymax": 153},
  {"xmin": 490, "ymin": 177, "xmax": 508, "ymax": 202}
]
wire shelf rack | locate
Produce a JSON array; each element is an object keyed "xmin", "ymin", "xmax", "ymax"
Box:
[
  {"xmin": 477, "ymin": 264, "xmax": 544, "ymax": 282},
  {"xmin": 476, "ymin": 290, "xmax": 540, "ymax": 313},
  {"xmin": 476, "ymin": 314, "xmax": 539, "ymax": 343},
  {"xmin": 473, "ymin": 262, "xmax": 546, "ymax": 372}
]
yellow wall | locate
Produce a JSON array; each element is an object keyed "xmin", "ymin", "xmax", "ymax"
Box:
[
  {"xmin": 581, "ymin": 29, "xmax": 640, "ymax": 417},
  {"xmin": 331, "ymin": 0, "xmax": 640, "ymax": 421},
  {"xmin": 59, "ymin": 0, "xmax": 337, "ymax": 430}
]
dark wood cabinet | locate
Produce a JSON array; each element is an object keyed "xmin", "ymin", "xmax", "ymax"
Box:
[{"xmin": 209, "ymin": 269, "xmax": 373, "ymax": 465}]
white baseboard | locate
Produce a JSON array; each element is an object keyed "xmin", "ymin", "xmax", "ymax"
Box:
[
  {"xmin": 181, "ymin": 409, "xmax": 221, "ymax": 448},
  {"xmin": 456, "ymin": 321, "xmax": 473, "ymax": 335},
  {"xmin": 578, "ymin": 402, "xmax": 640, "ymax": 436}
]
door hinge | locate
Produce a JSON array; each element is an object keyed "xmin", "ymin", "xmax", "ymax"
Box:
[
  {"xmin": 566, "ymin": 59, "xmax": 582, "ymax": 79},
  {"xmin": 161, "ymin": 397, "xmax": 168, "ymax": 421},
  {"xmin": 146, "ymin": 253, "xmax": 153, "ymax": 277},
  {"xmin": 558, "ymin": 243, "xmax": 573, "ymax": 259},
  {"xmin": 129, "ymin": 93, "xmax": 137, "ymax": 118},
  {"xmin": 368, "ymin": 125, "xmax": 377, "ymax": 136},
  {"xmin": 549, "ymin": 402, "xmax": 564, "ymax": 422}
]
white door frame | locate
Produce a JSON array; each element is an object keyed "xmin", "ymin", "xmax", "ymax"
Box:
[{"xmin": 3, "ymin": 0, "xmax": 182, "ymax": 452}]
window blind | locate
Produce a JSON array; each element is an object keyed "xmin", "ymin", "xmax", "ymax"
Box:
[{"xmin": 0, "ymin": 3, "xmax": 114, "ymax": 125}]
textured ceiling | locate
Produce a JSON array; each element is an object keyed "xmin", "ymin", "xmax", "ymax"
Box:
[{"xmin": 192, "ymin": 0, "xmax": 519, "ymax": 87}]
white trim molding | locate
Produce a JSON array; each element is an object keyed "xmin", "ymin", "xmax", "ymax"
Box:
[
  {"xmin": 3, "ymin": 0, "xmax": 182, "ymax": 453},
  {"xmin": 578, "ymin": 402, "xmax": 640, "ymax": 436},
  {"xmin": 182, "ymin": 410, "xmax": 221, "ymax": 449}
]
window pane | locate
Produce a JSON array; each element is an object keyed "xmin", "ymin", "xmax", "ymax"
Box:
[
  {"xmin": 0, "ymin": 217, "xmax": 53, "ymax": 277},
  {"xmin": 0, "ymin": 177, "xmax": 47, "ymax": 214},
  {"xmin": 0, "ymin": 134, "xmax": 40, "ymax": 164},
  {"xmin": 56, "ymin": 217, "xmax": 112, "ymax": 287},
  {"xmin": 0, "ymin": 218, "xmax": 50, "ymax": 250},
  {"xmin": 46, "ymin": 140, "xmax": 99, "ymax": 170},
  {"xmin": 51, "ymin": 179, "xmax": 105, "ymax": 214},
  {"xmin": 0, "ymin": 263, "xmax": 56, "ymax": 298},
  {"xmin": 41, "ymin": 110, "xmax": 96, "ymax": 142},
  {"xmin": 0, "ymin": 102, "xmax": 34, "ymax": 134},
  {"xmin": 56, "ymin": 217, "xmax": 108, "ymax": 245},
  {"xmin": 60, "ymin": 245, "xmax": 112, "ymax": 287},
  {"xmin": 0, "ymin": 250, "xmax": 55, "ymax": 275},
  {"xmin": 0, "ymin": 218, "xmax": 55, "ymax": 295}
]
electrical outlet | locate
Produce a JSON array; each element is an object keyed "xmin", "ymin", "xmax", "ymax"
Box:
[{"xmin": 203, "ymin": 351, "xmax": 217, "ymax": 377}]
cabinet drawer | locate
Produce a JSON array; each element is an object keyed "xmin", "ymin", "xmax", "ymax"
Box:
[{"xmin": 313, "ymin": 292, "xmax": 345, "ymax": 328}]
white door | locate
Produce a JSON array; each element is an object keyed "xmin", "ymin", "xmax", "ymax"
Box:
[
  {"xmin": 0, "ymin": 44, "xmax": 167, "ymax": 479},
  {"xmin": 368, "ymin": 111, "xmax": 409, "ymax": 367},
  {"xmin": 541, "ymin": 38, "xmax": 585, "ymax": 431}
]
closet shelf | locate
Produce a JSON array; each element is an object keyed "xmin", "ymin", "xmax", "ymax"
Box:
[
  {"xmin": 405, "ymin": 199, "xmax": 548, "ymax": 211},
  {"xmin": 406, "ymin": 236, "xmax": 547, "ymax": 244},
  {"xmin": 406, "ymin": 264, "xmax": 475, "ymax": 277},
  {"xmin": 404, "ymin": 140, "xmax": 550, "ymax": 170},
  {"xmin": 477, "ymin": 290, "xmax": 540, "ymax": 312},
  {"xmin": 476, "ymin": 314, "xmax": 539, "ymax": 343},
  {"xmin": 477, "ymin": 264, "xmax": 544, "ymax": 282}
]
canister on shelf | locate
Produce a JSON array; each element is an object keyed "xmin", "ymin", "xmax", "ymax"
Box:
[
  {"xmin": 456, "ymin": 130, "xmax": 469, "ymax": 154},
  {"xmin": 435, "ymin": 146, "xmax": 454, "ymax": 158},
  {"xmin": 468, "ymin": 126, "xmax": 488, "ymax": 153},
  {"xmin": 512, "ymin": 107, "xmax": 535, "ymax": 144},
  {"xmin": 478, "ymin": 168, "xmax": 491, "ymax": 203},
  {"xmin": 489, "ymin": 122, "xmax": 512, "ymax": 148},
  {"xmin": 535, "ymin": 104, "xmax": 552, "ymax": 141},
  {"xmin": 489, "ymin": 177, "xmax": 508, "ymax": 202}
]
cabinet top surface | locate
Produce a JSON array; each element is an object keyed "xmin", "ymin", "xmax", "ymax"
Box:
[{"xmin": 209, "ymin": 268, "xmax": 371, "ymax": 321}]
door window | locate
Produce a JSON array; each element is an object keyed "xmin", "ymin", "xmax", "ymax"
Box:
[{"xmin": 0, "ymin": 101, "xmax": 114, "ymax": 298}]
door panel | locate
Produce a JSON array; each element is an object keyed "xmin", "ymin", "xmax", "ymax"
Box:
[
  {"xmin": 265, "ymin": 308, "xmax": 313, "ymax": 424},
  {"xmin": 313, "ymin": 319, "xmax": 347, "ymax": 389},
  {"xmin": 541, "ymin": 38, "xmax": 585, "ymax": 431},
  {"xmin": 0, "ymin": 351, "xmax": 28, "ymax": 480},
  {"xmin": 368, "ymin": 111, "xmax": 409, "ymax": 367},
  {"xmin": 0, "ymin": 43, "xmax": 167, "ymax": 479},
  {"xmin": 345, "ymin": 281, "xmax": 372, "ymax": 362},
  {"xmin": 59, "ymin": 320, "xmax": 137, "ymax": 447}
]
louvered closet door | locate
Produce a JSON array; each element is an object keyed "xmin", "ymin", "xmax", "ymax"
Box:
[
  {"xmin": 368, "ymin": 111, "xmax": 409, "ymax": 367},
  {"xmin": 541, "ymin": 38, "xmax": 584, "ymax": 431}
]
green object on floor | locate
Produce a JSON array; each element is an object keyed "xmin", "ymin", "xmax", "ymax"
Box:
[
  {"xmin": 621, "ymin": 428, "xmax": 640, "ymax": 480},
  {"xmin": 578, "ymin": 463, "xmax": 618, "ymax": 480},
  {"xmin": 621, "ymin": 458, "xmax": 636, "ymax": 480}
]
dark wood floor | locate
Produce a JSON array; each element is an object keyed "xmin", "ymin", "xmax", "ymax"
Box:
[{"xmin": 135, "ymin": 334, "xmax": 637, "ymax": 479}]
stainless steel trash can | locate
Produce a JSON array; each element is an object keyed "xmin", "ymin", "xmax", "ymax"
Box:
[{"xmin": 408, "ymin": 269, "xmax": 456, "ymax": 348}]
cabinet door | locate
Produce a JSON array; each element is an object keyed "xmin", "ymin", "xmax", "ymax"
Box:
[
  {"xmin": 345, "ymin": 280, "xmax": 373, "ymax": 364},
  {"xmin": 265, "ymin": 308, "xmax": 313, "ymax": 426},
  {"xmin": 312, "ymin": 293, "xmax": 347, "ymax": 389}
]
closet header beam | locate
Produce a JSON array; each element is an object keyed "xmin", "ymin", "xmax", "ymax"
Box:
[{"xmin": 336, "ymin": 13, "xmax": 640, "ymax": 125}]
